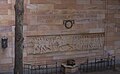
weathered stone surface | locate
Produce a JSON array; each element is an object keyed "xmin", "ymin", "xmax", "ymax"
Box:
[
  {"xmin": 61, "ymin": 0, "xmax": 76, "ymax": 4},
  {"xmin": 91, "ymin": 0, "xmax": 105, "ymax": 4},
  {"xmin": 54, "ymin": 4, "xmax": 76, "ymax": 9},
  {"xmin": 30, "ymin": 0, "xmax": 48, "ymax": 4},
  {"xmin": 0, "ymin": 0, "xmax": 120, "ymax": 72},
  {"xmin": 114, "ymin": 14, "xmax": 120, "ymax": 18},
  {"xmin": 114, "ymin": 41, "xmax": 120, "ymax": 48},
  {"xmin": 76, "ymin": 4, "xmax": 105, "ymax": 10},
  {"xmin": 108, "ymin": 5, "xmax": 120, "ymax": 10},
  {"xmin": 0, "ymin": 10, "xmax": 8, "ymax": 15},
  {"xmin": 25, "ymin": 33, "xmax": 104, "ymax": 54},
  {"xmin": 0, "ymin": 58, "xmax": 12, "ymax": 64},
  {"xmin": 76, "ymin": 0, "xmax": 90, "ymax": 4},
  {"xmin": 89, "ymin": 28, "xmax": 104, "ymax": 33},
  {"xmin": 108, "ymin": 0, "xmax": 120, "ymax": 5}
]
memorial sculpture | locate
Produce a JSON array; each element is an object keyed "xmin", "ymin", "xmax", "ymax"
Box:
[{"xmin": 25, "ymin": 33, "xmax": 105, "ymax": 55}]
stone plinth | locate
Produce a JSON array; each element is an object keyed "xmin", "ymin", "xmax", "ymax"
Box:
[{"xmin": 62, "ymin": 64, "xmax": 78, "ymax": 74}]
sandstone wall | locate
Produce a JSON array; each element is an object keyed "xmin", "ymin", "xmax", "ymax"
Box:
[{"xmin": 0, "ymin": 0, "xmax": 119, "ymax": 72}]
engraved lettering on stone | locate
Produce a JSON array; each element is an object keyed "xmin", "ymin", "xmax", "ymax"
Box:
[{"xmin": 26, "ymin": 33, "xmax": 105, "ymax": 54}]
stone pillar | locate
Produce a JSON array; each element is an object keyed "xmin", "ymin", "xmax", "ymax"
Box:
[{"xmin": 62, "ymin": 64, "xmax": 78, "ymax": 74}]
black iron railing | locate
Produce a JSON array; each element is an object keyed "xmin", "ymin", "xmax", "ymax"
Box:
[
  {"xmin": 23, "ymin": 56, "xmax": 116, "ymax": 74},
  {"xmin": 24, "ymin": 62, "xmax": 64, "ymax": 74},
  {"xmin": 79, "ymin": 56, "xmax": 115, "ymax": 72}
]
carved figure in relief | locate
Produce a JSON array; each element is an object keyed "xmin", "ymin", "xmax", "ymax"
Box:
[{"xmin": 26, "ymin": 33, "xmax": 105, "ymax": 54}]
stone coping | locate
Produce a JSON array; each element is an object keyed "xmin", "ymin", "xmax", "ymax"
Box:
[{"xmin": 62, "ymin": 64, "xmax": 78, "ymax": 69}]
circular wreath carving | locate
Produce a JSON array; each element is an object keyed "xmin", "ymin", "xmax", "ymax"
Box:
[{"xmin": 64, "ymin": 20, "xmax": 74, "ymax": 29}]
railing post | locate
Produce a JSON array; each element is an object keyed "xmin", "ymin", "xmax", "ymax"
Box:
[
  {"xmin": 56, "ymin": 62, "xmax": 57, "ymax": 74},
  {"xmin": 46, "ymin": 64, "xmax": 48, "ymax": 74},
  {"xmin": 90, "ymin": 62, "xmax": 92, "ymax": 71},
  {"xmin": 83, "ymin": 64, "xmax": 85, "ymax": 72},
  {"xmin": 107, "ymin": 58, "xmax": 109, "ymax": 70},
  {"xmin": 108, "ymin": 55, "xmax": 110, "ymax": 70},
  {"xmin": 110, "ymin": 58, "xmax": 112, "ymax": 69},
  {"xmin": 103, "ymin": 59, "xmax": 105, "ymax": 70},
  {"xmin": 98, "ymin": 59, "xmax": 99, "ymax": 71},
  {"xmin": 38, "ymin": 65, "xmax": 40, "ymax": 74},
  {"xmin": 60, "ymin": 65, "xmax": 62, "ymax": 74},
  {"xmin": 79, "ymin": 64, "xmax": 81, "ymax": 72},
  {"xmin": 23, "ymin": 64, "xmax": 24, "ymax": 74},
  {"xmin": 31, "ymin": 65, "xmax": 33, "ymax": 74},
  {"xmin": 50, "ymin": 66, "xmax": 52, "ymax": 74},
  {"xmin": 43, "ymin": 65, "xmax": 45, "ymax": 74},
  {"xmin": 34, "ymin": 65, "xmax": 36, "ymax": 74},
  {"xmin": 95, "ymin": 58, "xmax": 96, "ymax": 71},
  {"xmin": 28, "ymin": 64, "xmax": 31, "ymax": 74},
  {"xmin": 101, "ymin": 59, "xmax": 102, "ymax": 71},
  {"xmin": 86, "ymin": 59, "xmax": 88, "ymax": 72},
  {"xmin": 62, "ymin": 65, "xmax": 65, "ymax": 74},
  {"xmin": 113, "ymin": 56, "xmax": 116, "ymax": 70}
]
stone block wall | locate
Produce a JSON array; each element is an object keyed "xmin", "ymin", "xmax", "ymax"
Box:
[
  {"xmin": 0, "ymin": 0, "xmax": 14, "ymax": 72},
  {"xmin": 0, "ymin": 0, "xmax": 119, "ymax": 72}
]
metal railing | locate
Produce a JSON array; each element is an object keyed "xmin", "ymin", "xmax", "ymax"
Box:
[
  {"xmin": 23, "ymin": 56, "xmax": 116, "ymax": 74},
  {"xmin": 24, "ymin": 62, "xmax": 64, "ymax": 74},
  {"xmin": 79, "ymin": 56, "xmax": 115, "ymax": 72}
]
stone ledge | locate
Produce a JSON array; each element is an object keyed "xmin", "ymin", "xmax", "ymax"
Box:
[{"xmin": 62, "ymin": 64, "xmax": 78, "ymax": 74}]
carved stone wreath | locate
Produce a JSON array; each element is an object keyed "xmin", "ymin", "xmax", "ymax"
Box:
[{"xmin": 63, "ymin": 20, "xmax": 74, "ymax": 29}]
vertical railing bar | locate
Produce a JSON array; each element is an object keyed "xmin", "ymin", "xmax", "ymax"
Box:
[
  {"xmin": 103, "ymin": 59, "xmax": 105, "ymax": 70},
  {"xmin": 31, "ymin": 65, "xmax": 33, "ymax": 74},
  {"xmin": 95, "ymin": 58, "xmax": 96, "ymax": 71},
  {"xmin": 110, "ymin": 58, "xmax": 112, "ymax": 69},
  {"xmin": 23, "ymin": 64, "xmax": 24, "ymax": 74},
  {"xmin": 113, "ymin": 56, "xmax": 116, "ymax": 70},
  {"xmin": 108, "ymin": 57, "xmax": 109, "ymax": 70},
  {"xmin": 35, "ymin": 65, "xmax": 37, "ymax": 74},
  {"xmin": 97, "ymin": 58, "xmax": 98, "ymax": 71},
  {"xmin": 82, "ymin": 64, "xmax": 84, "ymax": 72},
  {"xmin": 80, "ymin": 64, "xmax": 81, "ymax": 72},
  {"xmin": 34, "ymin": 65, "xmax": 37, "ymax": 74},
  {"xmin": 56, "ymin": 62, "xmax": 57, "ymax": 74},
  {"xmin": 38, "ymin": 65, "xmax": 40, "ymax": 74},
  {"xmin": 86, "ymin": 59, "xmax": 88, "ymax": 72},
  {"xmin": 46, "ymin": 63, "xmax": 48, "ymax": 74},
  {"xmin": 43, "ymin": 65, "xmax": 45, "ymax": 74},
  {"xmin": 105, "ymin": 58, "xmax": 107, "ymax": 70},
  {"xmin": 90, "ymin": 62, "xmax": 92, "ymax": 71},
  {"xmin": 28, "ymin": 64, "xmax": 30, "ymax": 74},
  {"xmin": 51, "ymin": 65, "xmax": 53, "ymax": 74},
  {"xmin": 100, "ymin": 59, "xmax": 103, "ymax": 70},
  {"xmin": 41, "ymin": 66, "xmax": 43, "ymax": 74}
]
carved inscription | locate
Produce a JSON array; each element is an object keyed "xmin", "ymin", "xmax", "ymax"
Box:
[{"xmin": 26, "ymin": 33, "xmax": 105, "ymax": 54}]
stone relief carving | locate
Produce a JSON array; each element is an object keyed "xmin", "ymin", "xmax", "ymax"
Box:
[{"xmin": 25, "ymin": 33, "xmax": 105, "ymax": 54}]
